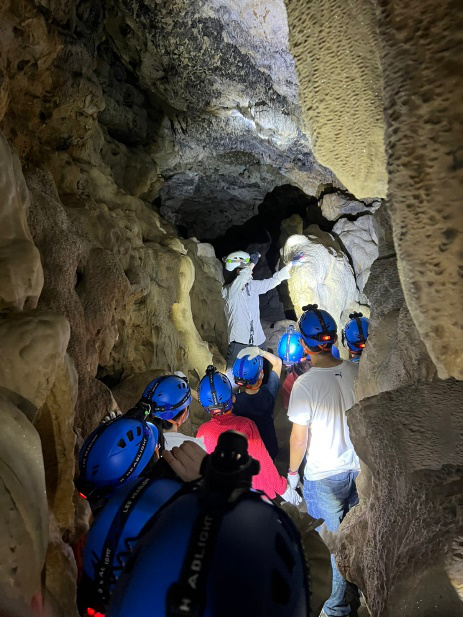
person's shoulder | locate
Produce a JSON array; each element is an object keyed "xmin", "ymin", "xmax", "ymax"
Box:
[
  {"xmin": 231, "ymin": 413, "xmax": 257, "ymax": 430},
  {"xmin": 293, "ymin": 369, "xmax": 315, "ymax": 389},
  {"xmin": 342, "ymin": 360, "xmax": 359, "ymax": 377},
  {"xmin": 262, "ymin": 371, "xmax": 280, "ymax": 397},
  {"xmin": 196, "ymin": 418, "xmax": 212, "ymax": 432}
]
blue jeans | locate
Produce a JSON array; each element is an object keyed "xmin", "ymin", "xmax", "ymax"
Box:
[{"xmin": 303, "ymin": 471, "xmax": 359, "ymax": 616}]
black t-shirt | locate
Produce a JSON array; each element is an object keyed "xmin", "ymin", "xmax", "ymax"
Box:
[{"xmin": 233, "ymin": 372, "xmax": 280, "ymax": 459}]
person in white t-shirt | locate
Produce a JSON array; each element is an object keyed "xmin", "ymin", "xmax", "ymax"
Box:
[{"xmin": 287, "ymin": 305, "xmax": 360, "ymax": 617}]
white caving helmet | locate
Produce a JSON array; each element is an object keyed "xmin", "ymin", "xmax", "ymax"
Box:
[{"xmin": 223, "ymin": 251, "xmax": 251, "ymax": 271}]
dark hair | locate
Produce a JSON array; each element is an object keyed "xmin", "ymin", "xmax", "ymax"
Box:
[
  {"xmin": 223, "ymin": 267, "xmax": 241, "ymax": 287},
  {"xmin": 307, "ymin": 343, "xmax": 334, "ymax": 354},
  {"xmin": 149, "ymin": 409, "xmax": 186, "ymax": 433}
]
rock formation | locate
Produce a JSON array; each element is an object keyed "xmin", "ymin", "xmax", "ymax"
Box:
[
  {"xmin": 333, "ymin": 215, "xmax": 378, "ymax": 300},
  {"xmin": 286, "ymin": 0, "xmax": 463, "ymax": 613},
  {"xmin": 320, "ymin": 192, "xmax": 380, "ymax": 222},
  {"xmin": 282, "ymin": 226, "xmax": 364, "ymax": 350},
  {"xmin": 285, "ymin": 0, "xmax": 388, "ymax": 199},
  {"xmin": 104, "ymin": 0, "xmax": 337, "ymax": 238}
]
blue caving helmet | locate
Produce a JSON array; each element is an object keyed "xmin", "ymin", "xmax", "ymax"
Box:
[
  {"xmin": 198, "ymin": 366, "xmax": 233, "ymax": 415},
  {"xmin": 76, "ymin": 417, "xmax": 158, "ymax": 508},
  {"xmin": 343, "ymin": 312, "xmax": 370, "ymax": 354},
  {"xmin": 79, "ymin": 475, "xmax": 182, "ymax": 615},
  {"xmin": 141, "ymin": 375, "xmax": 192, "ymax": 421},
  {"xmin": 298, "ymin": 304, "xmax": 337, "ymax": 351},
  {"xmin": 232, "ymin": 354, "xmax": 264, "ymax": 387},
  {"xmin": 277, "ymin": 325, "xmax": 305, "ymax": 366},
  {"xmin": 107, "ymin": 431, "xmax": 310, "ymax": 617}
]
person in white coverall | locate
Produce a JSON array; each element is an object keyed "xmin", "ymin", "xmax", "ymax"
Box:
[{"xmin": 221, "ymin": 250, "xmax": 293, "ymax": 370}]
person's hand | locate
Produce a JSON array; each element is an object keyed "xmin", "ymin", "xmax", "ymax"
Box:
[
  {"xmin": 174, "ymin": 370, "xmax": 188, "ymax": 380},
  {"xmin": 280, "ymin": 483, "xmax": 302, "ymax": 506},
  {"xmin": 237, "ymin": 346, "xmax": 265, "ymax": 360},
  {"xmin": 100, "ymin": 410, "xmax": 122, "ymax": 424},
  {"xmin": 287, "ymin": 471, "xmax": 300, "ymax": 489},
  {"xmin": 163, "ymin": 441, "xmax": 207, "ymax": 482}
]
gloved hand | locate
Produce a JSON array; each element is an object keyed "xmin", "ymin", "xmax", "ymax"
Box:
[
  {"xmin": 280, "ymin": 483, "xmax": 302, "ymax": 506},
  {"xmin": 100, "ymin": 410, "xmax": 122, "ymax": 425},
  {"xmin": 287, "ymin": 471, "xmax": 300, "ymax": 489},
  {"xmin": 276, "ymin": 264, "xmax": 292, "ymax": 280},
  {"xmin": 236, "ymin": 346, "xmax": 265, "ymax": 360}
]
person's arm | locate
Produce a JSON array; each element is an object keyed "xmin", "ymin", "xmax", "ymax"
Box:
[
  {"xmin": 289, "ymin": 422, "xmax": 309, "ymax": 473},
  {"xmin": 250, "ymin": 264, "xmax": 292, "ymax": 295},
  {"xmin": 261, "ymin": 349, "xmax": 283, "ymax": 380},
  {"xmin": 287, "ymin": 381, "xmax": 311, "ymax": 486}
]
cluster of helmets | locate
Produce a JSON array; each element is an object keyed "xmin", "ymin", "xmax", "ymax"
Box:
[
  {"xmin": 76, "ymin": 374, "xmax": 198, "ymax": 616},
  {"xmin": 76, "ymin": 376, "xmax": 194, "ymax": 511},
  {"xmin": 274, "ymin": 306, "xmax": 370, "ymax": 362},
  {"xmin": 106, "ymin": 432, "xmax": 311, "ymax": 617},
  {"xmin": 76, "ymin": 402, "xmax": 311, "ymax": 616}
]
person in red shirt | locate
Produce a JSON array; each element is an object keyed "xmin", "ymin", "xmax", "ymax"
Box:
[{"xmin": 195, "ymin": 365, "xmax": 301, "ymax": 504}]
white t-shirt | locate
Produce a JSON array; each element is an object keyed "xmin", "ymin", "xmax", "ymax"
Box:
[
  {"xmin": 287, "ymin": 361, "xmax": 360, "ymax": 481},
  {"xmin": 163, "ymin": 432, "xmax": 206, "ymax": 451}
]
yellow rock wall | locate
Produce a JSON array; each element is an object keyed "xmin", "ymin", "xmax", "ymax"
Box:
[
  {"xmin": 287, "ymin": 0, "xmax": 463, "ymax": 613},
  {"xmin": 285, "ymin": 0, "xmax": 388, "ymax": 199},
  {"xmin": 377, "ymin": 0, "xmax": 463, "ymax": 380}
]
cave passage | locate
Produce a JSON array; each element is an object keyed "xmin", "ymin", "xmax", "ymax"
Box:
[{"xmin": 0, "ymin": 1, "xmax": 461, "ymax": 617}]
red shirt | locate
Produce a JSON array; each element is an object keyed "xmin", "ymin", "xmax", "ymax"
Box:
[
  {"xmin": 282, "ymin": 371, "xmax": 297, "ymax": 410},
  {"xmin": 283, "ymin": 360, "xmax": 312, "ymax": 409},
  {"xmin": 196, "ymin": 413, "xmax": 287, "ymax": 499}
]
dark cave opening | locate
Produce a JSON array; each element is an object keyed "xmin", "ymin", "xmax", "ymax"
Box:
[{"xmin": 206, "ymin": 184, "xmax": 333, "ymax": 269}]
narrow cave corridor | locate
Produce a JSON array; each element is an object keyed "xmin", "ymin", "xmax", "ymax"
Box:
[{"xmin": 0, "ymin": 1, "xmax": 462, "ymax": 617}]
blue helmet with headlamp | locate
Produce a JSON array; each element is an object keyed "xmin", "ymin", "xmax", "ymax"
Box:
[
  {"xmin": 298, "ymin": 304, "xmax": 337, "ymax": 352},
  {"xmin": 198, "ymin": 366, "xmax": 233, "ymax": 415},
  {"xmin": 141, "ymin": 375, "xmax": 192, "ymax": 421},
  {"xmin": 277, "ymin": 325, "xmax": 305, "ymax": 365}
]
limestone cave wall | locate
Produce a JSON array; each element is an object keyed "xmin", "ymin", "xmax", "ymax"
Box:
[{"xmin": 286, "ymin": 0, "xmax": 463, "ymax": 615}]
